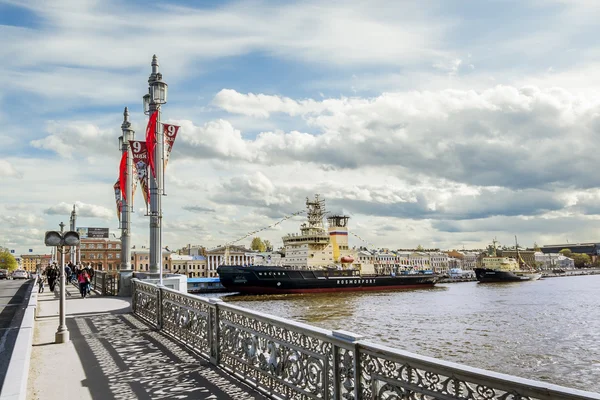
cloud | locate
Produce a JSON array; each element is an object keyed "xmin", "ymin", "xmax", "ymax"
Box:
[
  {"xmin": 0, "ymin": 213, "xmax": 45, "ymax": 228},
  {"xmin": 182, "ymin": 205, "xmax": 215, "ymax": 213},
  {"xmin": 208, "ymin": 86, "xmax": 600, "ymax": 190},
  {"xmin": 30, "ymin": 121, "xmax": 118, "ymax": 159},
  {"xmin": 44, "ymin": 201, "xmax": 113, "ymax": 219},
  {"xmin": 0, "ymin": 160, "xmax": 21, "ymax": 178}
]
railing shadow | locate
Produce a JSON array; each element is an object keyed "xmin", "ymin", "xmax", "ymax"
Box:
[{"xmin": 66, "ymin": 312, "xmax": 266, "ymax": 399}]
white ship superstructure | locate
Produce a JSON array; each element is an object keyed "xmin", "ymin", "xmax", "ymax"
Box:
[{"xmin": 282, "ymin": 195, "xmax": 358, "ymax": 269}]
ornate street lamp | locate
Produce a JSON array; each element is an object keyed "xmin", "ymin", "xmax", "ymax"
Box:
[
  {"xmin": 44, "ymin": 224, "xmax": 80, "ymax": 343},
  {"xmin": 144, "ymin": 55, "xmax": 168, "ymax": 285}
]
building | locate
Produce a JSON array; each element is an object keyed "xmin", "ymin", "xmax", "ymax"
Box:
[
  {"xmin": 131, "ymin": 248, "xmax": 173, "ymax": 272},
  {"xmin": 206, "ymin": 246, "xmax": 255, "ymax": 277},
  {"xmin": 66, "ymin": 237, "xmax": 122, "ymax": 271},
  {"xmin": 447, "ymin": 250, "xmax": 479, "ymax": 271},
  {"xmin": 426, "ymin": 252, "xmax": 449, "ymax": 273},
  {"xmin": 170, "ymin": 254, "xmax": 207, "ymax": 278},
  {"xmin": 541, "ymin": 243, "xmax": 600, "ymax": 263},
  {"xmin": 20, "ymin": 254, "xmax": 52, "ymax": 272},
  {"xmin": 534, "ymin": 252, "xmax": 575, "ymax": 270}
]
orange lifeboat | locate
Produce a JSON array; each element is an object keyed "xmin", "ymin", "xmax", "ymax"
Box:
[{"xmin": 340, "ymin": 256, "xmax": 354, "ymax": 263}]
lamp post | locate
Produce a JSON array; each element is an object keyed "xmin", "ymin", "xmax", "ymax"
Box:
[
  {"xmin": 44, "ymin": 223, "xmax": 80, "ymax": 343},
  {"xmin": 119, "ymin": 107, "xmax": 135, "ymax": 271},
  {"xmin": 144, "ymin": 55, "xmax": 167, "ymax": 285},
  {"xmin": 69, "ymin": 205, "xmax": 77, "ymax": 263}
]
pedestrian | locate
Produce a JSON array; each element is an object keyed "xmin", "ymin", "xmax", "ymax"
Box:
[
  {"xmin": 38, "ymin": 275, "xmax": 44, "ymax": 293},
  {"xmin": 78, "ymin": 268, "xmax": 90, "ymax": 298},
  {"xmin": 86, "ymin": 265, "xmax": 95, "ymax": 295},
  {"xmin": 47, "ymin": 264, "xmax": 58, "ymax": 292},
  {"xmin": 65, "ymin": 263, "xmax": 72, "ymax": 285}
]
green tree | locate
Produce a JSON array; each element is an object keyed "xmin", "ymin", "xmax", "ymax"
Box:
[
  {"xmin": 263, "ymin": 240, "xmax": 272, "ymax": 252},
  {"xmin": 559, "ymin": 248, "xmax": 572, "ymax": 258},
  {"xmin": 251, "ymin": 237, "xmax": 266, "ymax": 252},
  {"xmin": 571, "ymin": 253, "xmax": 590, "ymax": 268},
  {"xmin": 416, "ymin": 244, "xmax": 424, "ymax": 251},
  {"xmin": 533, "ymin": 242, "xmax": 541, "ymax": 251},
  {"xmin": 0, "ymin": 248, "xmax": 18, "ymax": 271}
]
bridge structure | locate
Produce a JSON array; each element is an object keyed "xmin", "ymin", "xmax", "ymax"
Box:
[{"xmin": 1, "ymin": 276, "xmax": 599, "ymax": 400}]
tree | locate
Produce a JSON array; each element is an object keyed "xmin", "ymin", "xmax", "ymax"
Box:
[
  {"xmin": 263, "ymin": 240, "xmax": 272, "ymax": 252},
  {"xmin": 559, "ymin": 248, "xmax": 572, "ymax": 258},
  {"xmin": 533, "ymin": 242, "xmax": 541, "ymax": 251},
  {"xmin": 416, "ymin": 244, "xmax": 424, "ymax": 251},
  {"xmin": 571, "ymin": 253, "xmax": 590, "ymax": 268},
  {"xmin": 251, "ymin": 237, "xmax": 266, "ymax": 252},
  {"xmin": 0, "ymin": 248, "xmax": 18, "ymax": 271}
]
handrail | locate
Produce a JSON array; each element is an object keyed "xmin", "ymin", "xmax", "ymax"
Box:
[{"xmin": 131, "ymin": 279, "xmax": 600, "ymax": 400}]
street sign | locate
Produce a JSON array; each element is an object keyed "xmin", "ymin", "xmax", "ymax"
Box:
[{"xmin": 76, "ymin": 227, "xmax": 109, "ymax": 239}]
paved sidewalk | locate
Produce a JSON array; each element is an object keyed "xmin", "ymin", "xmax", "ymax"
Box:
[{"xmin": 27, "ymin": 284, "xmax": 266, "ymax": 400}]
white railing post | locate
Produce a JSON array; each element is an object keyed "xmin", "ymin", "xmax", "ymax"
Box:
[
  {"xmin": 208, "ymin": 298, "xmax": 223, "ymax": 365},
  {"xmin": 332, "ymin": 330, "xmax": 364, "ymax": 400}
]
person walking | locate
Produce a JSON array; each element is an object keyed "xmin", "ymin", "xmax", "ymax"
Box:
[
  {"xmin": 64, "ymin": 263, "xmax": 72, "ymax": 285},
  {"xmin": 47, "ymin": 264, "xmax": 58, "ymax": 292},
  {"xmin": 38, "ymin": 275, "xmax": 45, "ymax": 293},
  {"xmin": 78, "ymin": 268, "xmax": 90, "ymax": 298},
  {"xmin": 86, "ymin": 264, "xmax": 95, "ymax": 295}
]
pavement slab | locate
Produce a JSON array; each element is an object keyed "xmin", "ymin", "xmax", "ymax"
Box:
[{"xmin": 27, "ymin": 284, "xmax": 266, "ymax": 400}]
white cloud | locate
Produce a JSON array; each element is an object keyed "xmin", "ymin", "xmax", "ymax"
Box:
[
  {"xmin": 0, "ymin": 160, "xmax": 20, "ymax": 178},
  {"xmin": 44, "ymin": 201, "xmax": 113, "ymax": 220}
]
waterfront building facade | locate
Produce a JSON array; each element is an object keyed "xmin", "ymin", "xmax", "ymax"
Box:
[
  {"xmin": 131, "ymin": 248, "xmax": 172, "ymax": 272},
  {"xmin": 206, "ymin": 246, "xmax": 255, "ymax": 277},
  {"xmin": 541, "ymin": 242, "xmax": 600, "ymax": 263},
  {"xmin": 427, "ymin": 251, "xmax": 449, "ymax": 273},
  {"xmin": 534, "ymin": 252, "xmax": 575, "ymax": 270},
  {"xmin": 170, "ymin": 254, "xmax": 207, "ymax": 277}
]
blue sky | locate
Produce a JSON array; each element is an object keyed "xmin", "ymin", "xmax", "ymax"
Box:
[{"xmin": 2, "ymin": 0, "xmax": 600, "ymax": 255}]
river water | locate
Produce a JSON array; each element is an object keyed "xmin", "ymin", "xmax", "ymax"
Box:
[{"xmin": 221, "ymin": 274, "xmax": 600, "ymax": 393}]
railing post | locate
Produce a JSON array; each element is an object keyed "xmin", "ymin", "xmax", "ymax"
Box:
[
  {"xmin": 208, "ymin": 298, "xmax": 223, "ymax": 365},
  {"xmin": 156, "ymin": 285, "xmax": 163, "ymax": 329},
  {"xmin": 332, "ymin": 330, "xmax": 364, "ymax": 400},
  {"xmin": 131, "ymin": 279, "xmax": 136, "ymax": 313}
]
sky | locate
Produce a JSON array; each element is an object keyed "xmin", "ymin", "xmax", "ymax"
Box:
[{"xmin": 2, "ymin": 0, "xmax": 600, "ymax": 255}]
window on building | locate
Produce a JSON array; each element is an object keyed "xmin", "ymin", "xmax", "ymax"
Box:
[
  {"xmin": 108, "ymin": 254, "xmax": 113, "ymax": 259},
  {"xmin": 139, "ymin": 263, "xmax": 143, "ymax": 269}
]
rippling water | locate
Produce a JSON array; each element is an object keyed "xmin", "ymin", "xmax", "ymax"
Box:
[{"xmin": 220, "ymin": 275, "xmax": 600, "ymax": 393}]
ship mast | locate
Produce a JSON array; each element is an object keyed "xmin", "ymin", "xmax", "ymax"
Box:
[{"xmin": 304, "ymin": 194, "xmax": 326, "ymax": 231}]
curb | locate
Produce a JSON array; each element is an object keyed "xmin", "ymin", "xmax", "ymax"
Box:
[{"xmin": 0, "ymin": 278, "xmax": 38, "ymax": 400}]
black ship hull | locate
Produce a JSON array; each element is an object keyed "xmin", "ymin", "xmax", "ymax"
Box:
[
  {"xmin": 217, "ymin": 265, "xmax": 439, "ymax": 294},
  {"xmin": 474, "ymin": 268, "xmax": 538, "ymax": 283}
]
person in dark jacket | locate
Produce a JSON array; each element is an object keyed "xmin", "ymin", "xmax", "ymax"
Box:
[{"xmin": 47, "ymin": 264, "xmax": 59, "ymax": 292}]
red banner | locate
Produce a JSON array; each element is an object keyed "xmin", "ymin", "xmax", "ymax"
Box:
[
  {"xmin": 113, "ymin": 180, "xmax": 122, "ymax": 221},
  {"xmin": 162, "ymin": 123, "xmax": 180, "ymax": 170},
  {"xmin": 129, "ymin": 140, "xmax": 150, "ymax": 207},
  {"xmin": 119, "ymin": 151, "xmax": 127, "ymax": 202},
  {"xmin": 145, "ymin": 111, "xmax": 158, "ymax": 178}
]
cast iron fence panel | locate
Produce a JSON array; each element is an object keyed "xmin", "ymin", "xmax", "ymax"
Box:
[
  {"xmin": 130, "ymin": 280, "xmax": 600, "ymax": 400},
  {"xmin": 132, "ymin": 279, "xmax": 159, "ymax": 326},
  {"xmin": 160, "ymin": 287, "xmax": 211, "ymax": 357}
]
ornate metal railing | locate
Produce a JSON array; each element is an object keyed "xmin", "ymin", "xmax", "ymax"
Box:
[
  {"xmin": 131, "ymin": 279, "xmax": 599, "ymax": 400},
  {"xmin": 91, "ymin": 271, "xmax": 119, "ymax": 296}
]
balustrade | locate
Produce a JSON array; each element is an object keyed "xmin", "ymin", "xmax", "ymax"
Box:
[{"xmin": 131, "ymin": 279, "xmax": 599, "ymax": 400}]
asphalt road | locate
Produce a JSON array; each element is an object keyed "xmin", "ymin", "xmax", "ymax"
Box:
[{"xmin": 0, "ymin": 278, "xmax": 33, "ymax": 392}]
